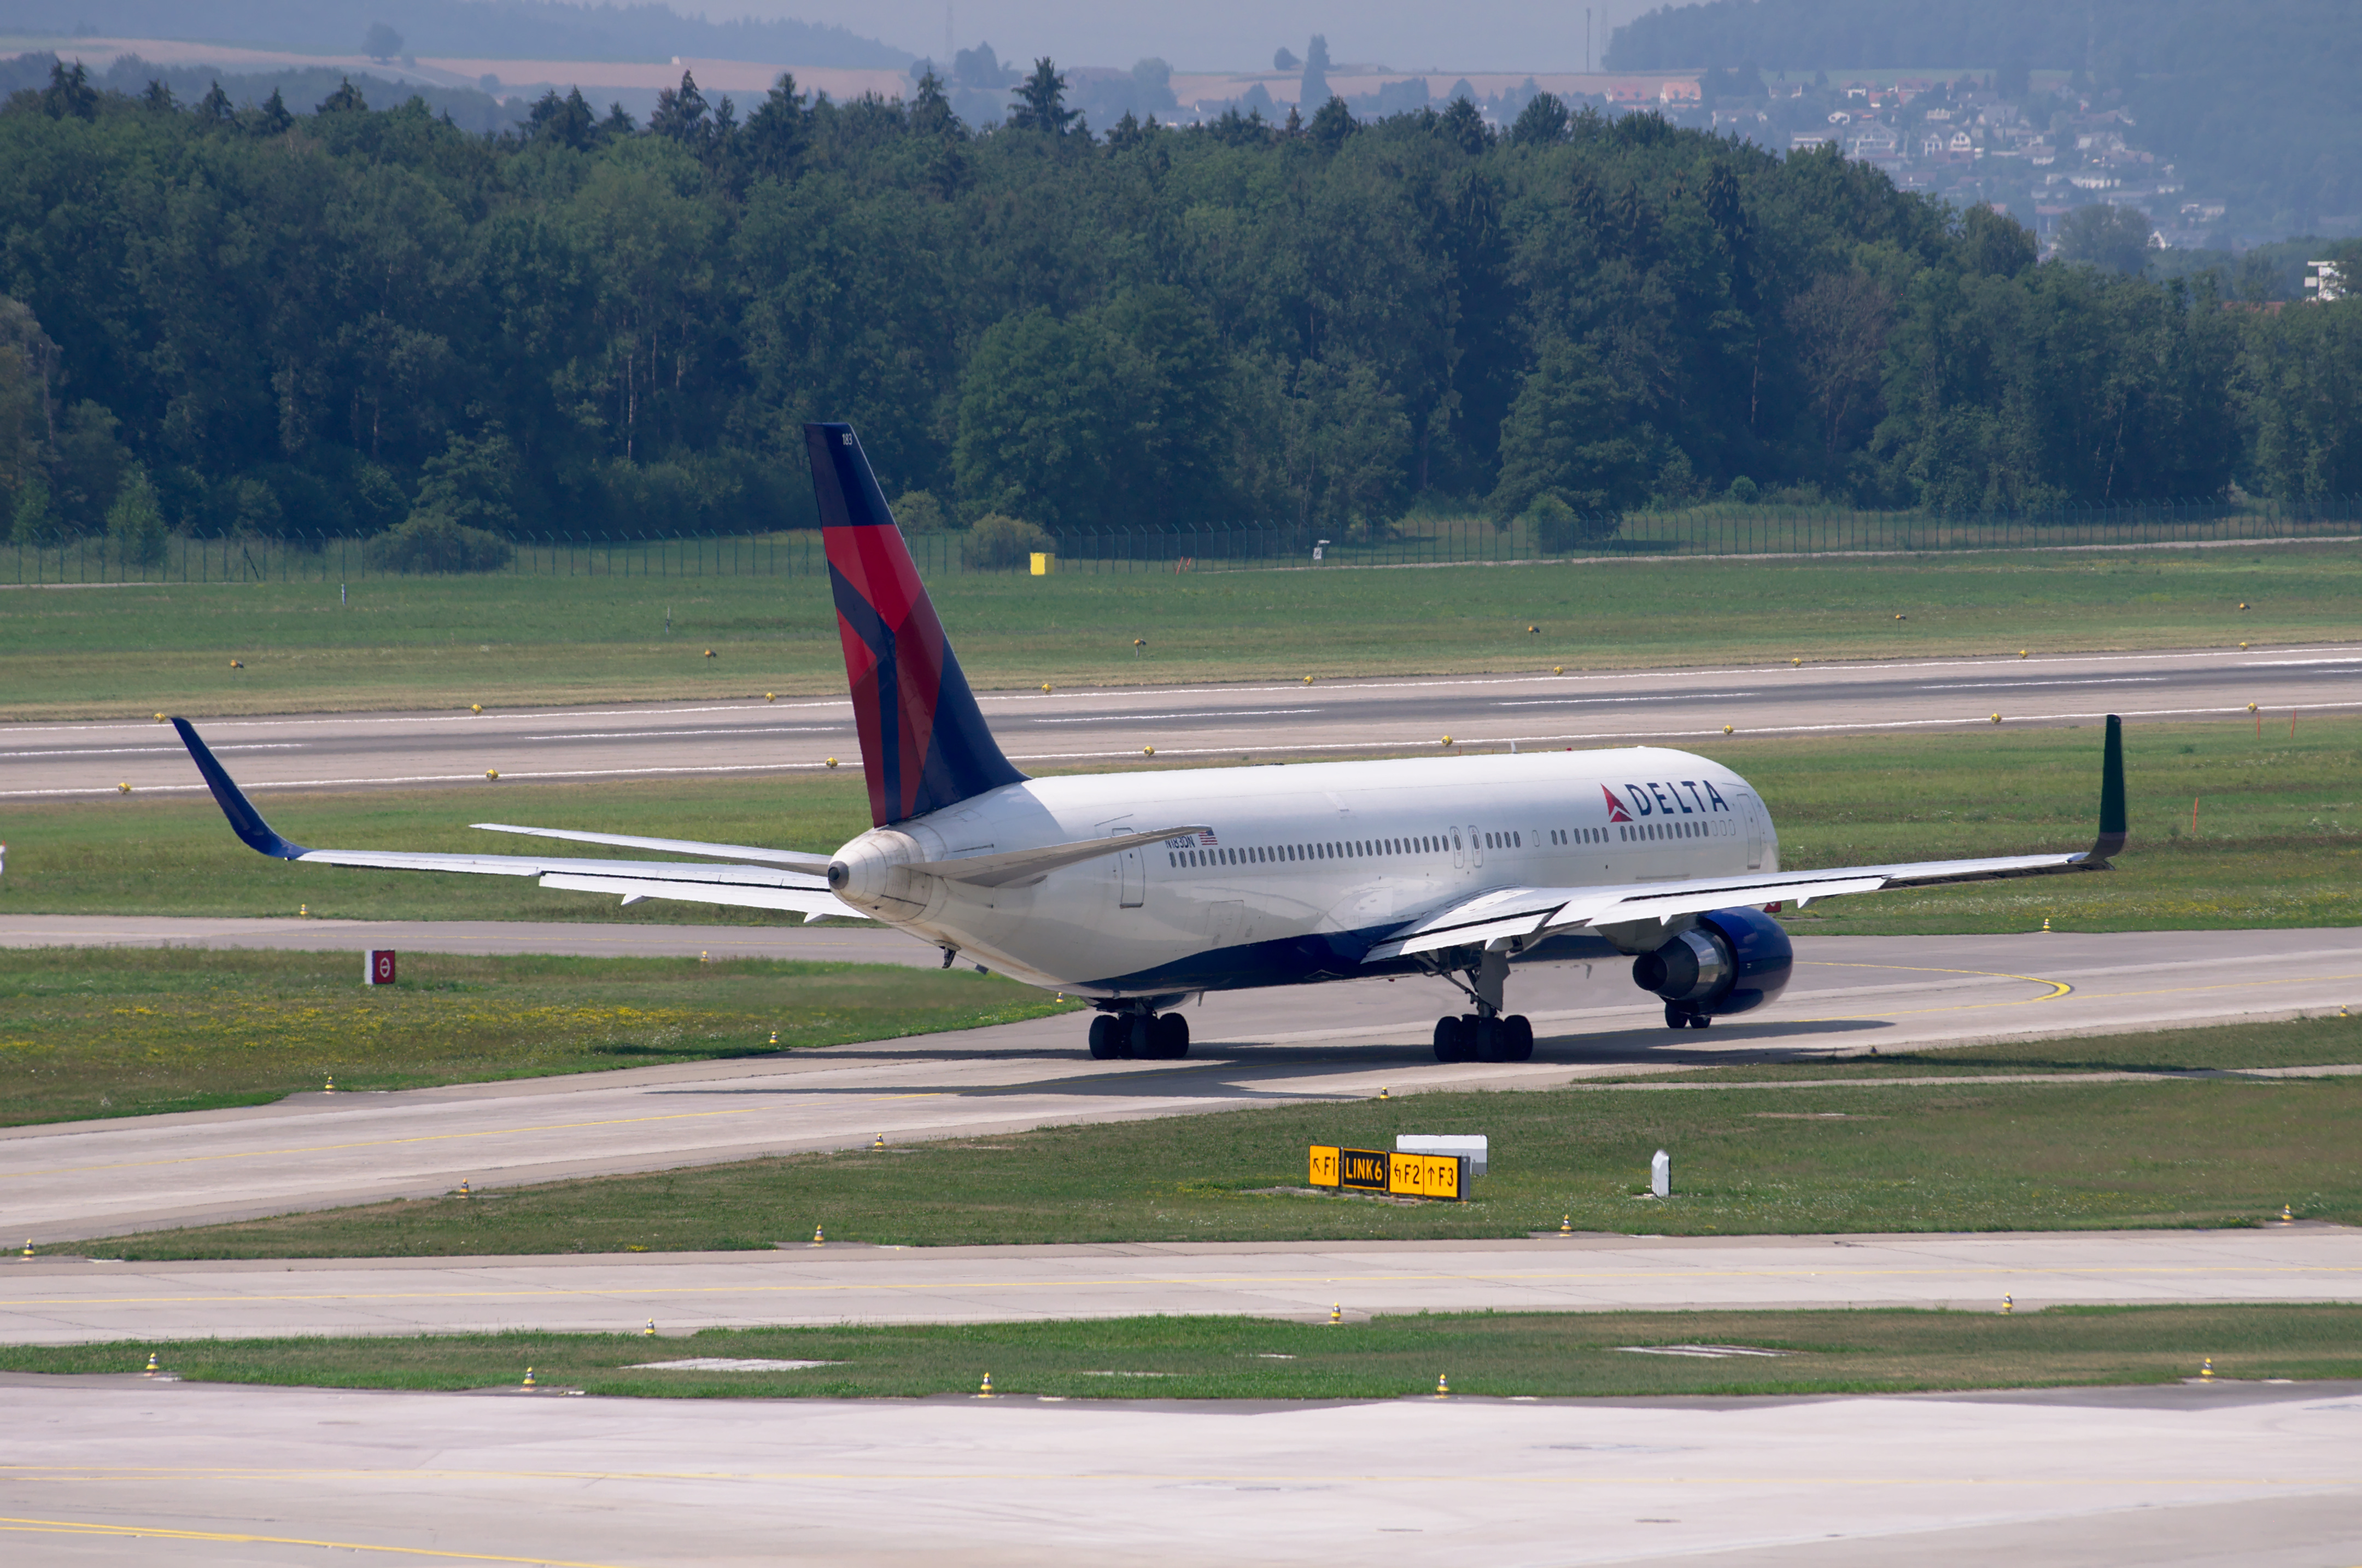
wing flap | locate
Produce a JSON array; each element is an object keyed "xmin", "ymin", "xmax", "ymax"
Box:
[
  {"xmin": 537, "ymin": 873, "xmax": 852, "ymax": 918},
  {"xmin": 289, "ymin": 848, "xmax": 831, "ymax": 890},
  {"xmin": 1360, "ymin": 886, "xmax": 1574, "ymax": 962}
]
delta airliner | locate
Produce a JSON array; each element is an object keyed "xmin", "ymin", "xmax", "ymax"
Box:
[{"xmin": 174, "ymin": 423, "xmax": 2127, "ymax": 1062}]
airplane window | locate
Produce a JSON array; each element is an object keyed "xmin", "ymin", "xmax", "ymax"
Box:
[{"xmin": 1513, "ymin": 832, "xmax": 1522, "ymax": 847}]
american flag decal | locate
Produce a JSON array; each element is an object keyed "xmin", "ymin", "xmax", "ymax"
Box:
[{"xmin": 1201, "ymin": 829, "xmax": 1219, "ymax": 845}]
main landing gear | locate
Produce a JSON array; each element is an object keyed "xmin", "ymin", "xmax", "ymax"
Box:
[
  {"xmin": 1432, "ymin": 1013, "xmax": 1535, "ymax": 1062},
  {"xmin": 1088, "ymin": 1010, "xmax": 1190, "ymax": 1060},
  {"xmin": 1427, "ymin": 943, "xmax": 1535, "ymax": 1062},
  {"xmin": 1665, "ymin": 1004, "xmax": 1712, "ymax": 1031}
]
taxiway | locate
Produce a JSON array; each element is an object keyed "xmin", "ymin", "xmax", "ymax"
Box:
[
  {"xmin": 4, "ymin": 928, "xmax": 2355, "ymax": 1244},
  {"xmin": 2, "ymin": 1374, "xmax": 2356, "ymax": 1566},
  {"xmin": 4, "ymin": 643, "xmax": 2356, "ymax": 799}
]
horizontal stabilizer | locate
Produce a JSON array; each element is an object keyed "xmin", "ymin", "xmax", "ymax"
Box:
[
  {"xmin": 471, "ymin": 822, "xmax": 833, "ymax": 871},
  {"xmin": 909, "ymin": 825, "xmax": 1213, "ymax": 888}
]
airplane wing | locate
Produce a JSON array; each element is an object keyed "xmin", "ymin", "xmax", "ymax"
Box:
[
  {"xmin": 172, "ymin": 719, "xmax": 859, "ymax": 922},
  {"xmin": 1365, "ymin": 715, "xmax": 2126, "ymax": 963}
]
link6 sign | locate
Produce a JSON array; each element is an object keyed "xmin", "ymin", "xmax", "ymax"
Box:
[{"xmin": 1309, "ymin": 1145, "xmax": 1465, "ymax": 1201}]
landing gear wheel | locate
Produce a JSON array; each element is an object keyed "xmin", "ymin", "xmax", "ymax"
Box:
[
  {"xmin": 1664, "ymin": 1004, "xmax": 1690, "ymax": 1031},
  {"xmin": 1503, "ymin": 1014, "xmax": 1535, "ymax": 1061},
  {"xmin": 1151, "ymin": 1011, "xmax": 1190, "ymax": 1059},
  {"xmin": 1474, "ymin": 1016, "xmax": 1509, "ymax": 1062},
  {"xmin": 1088, "ymin": 1015, "xmax": 1120, "ymax": 1059},
  {"xmin": 1125, "ymin": 1014, "xmax": 1155, "ymax": 1060},
  {"xmin": 1687, "ymin": 1013, "xmax": 1712, "ymax": 1029},
  {"xmin": 1433, "ymin": 1015, "xmax": 1477, "ymax": 1062}
]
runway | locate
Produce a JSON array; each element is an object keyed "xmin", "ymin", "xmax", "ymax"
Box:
[
  {"xmin": 5, "ymin": 929, "xmax": 2357, "ymax": 1244},
  {"xmin": 7, "ymin": 1227, "xmax": 2357, "ymax": 1344},
  {"xmin": 3, "ymin": 1374, "xmax": 2357, "ymax": 1566},
  {"xmin": 5, "ymin": 643, "xmax": 2357, "ymax": 799}
]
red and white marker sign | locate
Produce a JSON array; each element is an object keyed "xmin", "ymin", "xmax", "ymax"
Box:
[{"xmin": 366, "ymin": 950, "xmax": 397, "ymax": 986}]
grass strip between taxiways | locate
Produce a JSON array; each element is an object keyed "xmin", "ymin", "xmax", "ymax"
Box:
[
  {"xmin": 62, "ymin": 1015, "xmax": 2362, "ymax": 1259},
  {"xmin": 5, "ymin": 1304, "xmax": 2359, "ymax": 1400},
  {"xmin": 0, "ymin": 948, "xmax": 1076, "ymax": 1127},
  {"xmin": 6, "ymin": 542, "xmax": 2356, "ymax": 721}
]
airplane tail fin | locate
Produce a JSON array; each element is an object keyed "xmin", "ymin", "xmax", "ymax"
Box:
[{"xmin": 806, "ymin": 423, "xmax": 1025, "ymax": 827}]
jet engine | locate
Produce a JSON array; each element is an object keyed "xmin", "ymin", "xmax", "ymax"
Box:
[{"xmin": 1631, "ymin": 906, "xmax": 1793, "ymax": 1017}]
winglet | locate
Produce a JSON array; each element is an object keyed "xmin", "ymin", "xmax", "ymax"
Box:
[
  {"xmin": 170, "ymin": 718, "xmax": 309, "ymax": 859},
  {"xmin": 2085, "ymin": 713, "xmax": 2126, "ymax": 866}
]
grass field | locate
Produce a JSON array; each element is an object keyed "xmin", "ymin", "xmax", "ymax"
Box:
[
  {"xmin": 5, "ymin": 1304, "xmax": 2354, "ymax": 1399},
  {"xmin": 74, "ymin": 1015, "xmax": 2362, "ymax": 1258},
  {"xmin": 0, "ymin": 949, "xmax": 1074, "ymax": 1127},
  {"xmin": 1, "ymin": 541, "xmax": 2354, "ymax": 720},
  {"xmin": 2, "ymin": 718, "xmax": 2349, "ymax": 932},
  {"xmin": 1613, "ymin": 1015, "xmax": 2362, "ymax": 1081}
]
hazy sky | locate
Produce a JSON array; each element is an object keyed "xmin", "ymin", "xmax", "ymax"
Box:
[{"xmin": 706, "ymin": 1, "xmax": 1665, "ymax": 72}]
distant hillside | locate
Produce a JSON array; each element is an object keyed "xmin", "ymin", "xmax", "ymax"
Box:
[
  {"xmin": 4, "ymin": 0, "xmax": 910, "ymax": 67},
  {"xmin": 1607, "ymin": 0, "xmax": 2319, "ymax": 73},
  {"xmin": 0, "ymin": 51, "xmax": 522, "ymax": 132},
  {"xmin": 1610, "ymin": 0, "xmax": 2361, "ymax": 236}
]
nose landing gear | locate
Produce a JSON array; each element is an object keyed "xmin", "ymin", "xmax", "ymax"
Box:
[{"xmin": 1088, "ymin": 1009, "xmax": 1190, "ymax": 1060}]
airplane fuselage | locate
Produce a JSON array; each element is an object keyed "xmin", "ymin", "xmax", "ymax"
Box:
[{"xmin": 827, "ymin": 745, "xmax": 1780, "ymax": 998}]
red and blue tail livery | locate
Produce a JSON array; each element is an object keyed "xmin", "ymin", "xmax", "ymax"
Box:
[{"xmin": 805, "ymin": 423, "xmax": 1026, "ymax": 826}]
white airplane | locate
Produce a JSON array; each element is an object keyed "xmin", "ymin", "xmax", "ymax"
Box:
[{"xmin": 175, "ymin": 423, "xmax": 2127, "ymax": 1063}]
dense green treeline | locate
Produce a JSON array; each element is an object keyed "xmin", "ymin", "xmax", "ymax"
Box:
[{"xmin": 2, "ymin": 60, "xmax": 2358, "ymax": 553}]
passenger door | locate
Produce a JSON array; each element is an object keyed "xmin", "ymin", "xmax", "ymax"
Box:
[{"xmin": 1733, "ymin": 789, "xmax": 1765, "ymax": 870}]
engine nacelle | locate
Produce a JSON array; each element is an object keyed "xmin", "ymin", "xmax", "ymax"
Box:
[{"xmin": 1631, "ymin": 906, "xmax": 1793, "ymax": 1017}]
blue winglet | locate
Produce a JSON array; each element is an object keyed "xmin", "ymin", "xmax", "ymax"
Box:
[{"xmin": 171, "ymin": 718, "xmax": 309, "ymax": 859}]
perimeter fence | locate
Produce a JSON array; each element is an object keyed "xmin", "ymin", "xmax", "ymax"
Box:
[{"xmin": 9, "ymin": 493, "xmax": 2360, "ymax": 586}]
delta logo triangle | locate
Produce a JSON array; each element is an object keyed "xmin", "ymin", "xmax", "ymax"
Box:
[{"xmin": 1601, "ymin": 786, "xmax": 1633, "ymax": 823}]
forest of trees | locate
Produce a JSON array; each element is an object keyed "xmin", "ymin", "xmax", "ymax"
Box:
[{"xmin": 3, "ymin": 56, "xmax": 2359, "ymax": 555}]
